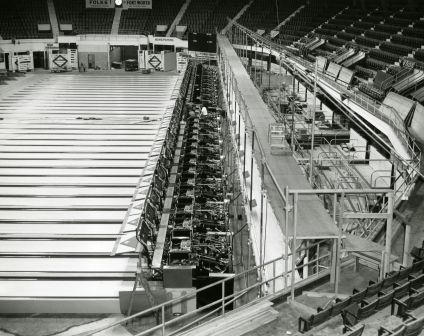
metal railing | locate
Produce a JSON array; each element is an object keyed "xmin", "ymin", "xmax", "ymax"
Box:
[
  {"xmin": 229, "ymin": 22, "xmax": 422, "ymax": 185},
  {"xmin": 81, "ymin": 240, "xmax": 331, "ymax": 336}
]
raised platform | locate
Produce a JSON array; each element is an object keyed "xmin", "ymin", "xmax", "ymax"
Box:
[{"xmin": 0, "ymin": 71, "xmax": 181, "ymax": 313}]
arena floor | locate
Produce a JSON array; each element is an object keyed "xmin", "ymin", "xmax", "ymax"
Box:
[{"xmin": 0, "ymin": 70, "xmax": 180, "ymax": 314}]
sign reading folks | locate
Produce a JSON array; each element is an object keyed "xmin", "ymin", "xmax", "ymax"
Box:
[
  {"xmin": 86, "ymin": 0, "xmax": 114, "ymax": 8},
  {"xmin": 85, "ymin": 0, "xmax": 152, "ymax": 8}
]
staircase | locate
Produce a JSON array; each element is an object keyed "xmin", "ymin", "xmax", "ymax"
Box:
[
  {"xmin": 221, "ymin": 0, "xmax": 254, "ymax": 35},
  {"xmin": 342, "ymin": 51, "xmax": 366, "ymax": 67},
  {"xmin": 176, "ymin": 300, "xmax": 279, "ymax": 336},
  {"xmin": 271, "ymin": 4, "xmax": 305, "ymax": 32},
  {"xmin": 167, "ymin": 0, "xmax": 192, "ymax": 37},
  {"xmin": 111, "ymin": 8, "xmax": 122, "ymax": 35},
  {"xmin": 46, "ymin": 0, "xmax": 59, "ymax": 39}
]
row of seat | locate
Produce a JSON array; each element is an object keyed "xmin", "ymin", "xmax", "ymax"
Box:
[
  {"xmin": 0, "ymin": 0, "xmax": 51, "ymax": 39},
  {"xmin": 54, "ymin": 0, "xmax": 114, "ymax": 35},
  {"xmin": 359, "ymin": 83, "xmax": 386, "ymax": 100},
  {"xmin": 380, "ymin": 42, "xmax": 413, "ymax": 57},
  {"xmin": 298, "ymin": 259, "xmax": 424, "ymax": 333}
]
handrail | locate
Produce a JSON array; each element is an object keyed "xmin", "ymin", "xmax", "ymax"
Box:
[{"xmin": 81, "ymin": 236, "xmax": 333, "ymax": 336}]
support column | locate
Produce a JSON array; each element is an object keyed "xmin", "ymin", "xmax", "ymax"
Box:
[
  {"xmin": 384, "ymin": 192, "xmax": 394, "ymax": 275},
  {"xmin": 403, "ymin": 223, "xmax": 411, "ymax": 267},
  {"xmin": 290, "ymin": 192, "xmax": 298, "ymax": 301},
  {"xmin": 365, "ymin": 141, "xmax": 371, "ymax": 164}
]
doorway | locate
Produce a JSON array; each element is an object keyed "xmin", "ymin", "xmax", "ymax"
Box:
[
  {"xmin": 88, "ymin": 54, "xmax": 95, "ymax": 69},
  {"xmin": 33, "ymin": 51, "xmax": 46, "ymax": 69}
]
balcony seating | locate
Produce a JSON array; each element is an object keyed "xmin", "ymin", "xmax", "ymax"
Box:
[
  {"xmin": 365, "ymin": 30, "xmax": 392, "ymax": 41},
  {"xmin": 322, "ymin": 23, "xmax": 345, "ymax": 32},
  {"xmin": 143, "ymin": 0, "xmax": 185, "ymax": 35},
  {"xmin": 363, "ymin": 16, "xmax": 385, "ymax": 24},
  {"xmin": 359, "ymin": 83, "xmax": 386, "ymax": 101},
  {"xmin": 315, "ymin": 28, "xmax": 336, "ymax": 37},
  {"xmin": 391, "ymin": 35, "xmax": 424, "ymax": 49},
  {"xmin": 374, "ymin": 70, "xmax": 395, "ymax": 90},
  {"xmin": 238, "ymin": 0, "xmax": 301, "ymax": 31},
  {"xmin": 0, "ymin": 0, "xmax": 52, "ymax": 39},
  {"xmin": 338, "ymin": 32, "xmax": 355, "ymax": 42},
  {"xmin": 355, "ymin": 65, "xmax": 377, "ymax": 79},
  {"xmin": 402, "ymin": 28, "xmax": 424, "ymax": 39},
  {"xmin": 414, "ymin": 21, "xmax": 424, "ymax": 30},
  {"xmin": 346, "ymin": 26, "xmax": 368, "ymax": 35},
  {"xmin": 394, "ymin": 11, "xmax": 422, "ymax": 20},
  {"xmin": 369, "ymin": 49, "xmax": 400, "ymax": 63},
  {"xmin": 356, "ymin": 36, "xmax": 381, "ymax": 48},
  {"xmin": 380, "ymin": 42, "xmax": 413, "ymax": 57},
  {"xmin": 365, "ymin": 57, "xmax": 391, "ymax": 71},
  {"xmin": 330, "ymin": 18, "xmax": 355, "ymax": 26},
  {"xmin": 282, "ymin": 0, "xmax": 351, "ymax": 44},
  {"xmin": 208, "ymin": 0, "xmax": 247, "ymax": 33},
  {"xmin": 54, "ymin": 0, "xmax": 114, "ymax": 34},
  {"xmin": 355, "ymin": 21, "xmax": 375, "ymax": 30},
  {"xmin": 374, "ymin": 24, "xmax": 401, "ymax": 34},
  {"xmin": 415, "ymin": 50, "xmax": 424, "ymax": 63},
  {"xmin": 411, "ymin": 86, "xmax": 424, "ymax": 103},
  {"xmin": 119, "ymin": 10, "xmax": 149, "ymax": 35},
  {"xmin": 384, "ymin": 17, "xmax": 412, "ymax": 27}
]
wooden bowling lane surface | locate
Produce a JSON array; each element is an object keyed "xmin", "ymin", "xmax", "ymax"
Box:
[{"xmin": 0, "ymin": 73, "xmax": 180, "ymax": 313}]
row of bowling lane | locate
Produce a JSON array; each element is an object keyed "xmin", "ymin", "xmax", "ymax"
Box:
[{"xmin": 0, "ymin": 74, "xmax": 178, "ymax": 260}]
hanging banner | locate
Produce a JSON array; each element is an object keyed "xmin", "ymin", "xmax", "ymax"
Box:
[
  {"xmin": 123, "ymin": 0, "xmax": 152, "ymax": 9},
  {"xmin": 85, "ymin": 0, "xmax": 114, "ymax": 8}
]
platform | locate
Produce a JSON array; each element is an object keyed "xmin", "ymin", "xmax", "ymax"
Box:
[{"xmin": 218, "ymin": 36, "xmax": 338, "ymax": 239}]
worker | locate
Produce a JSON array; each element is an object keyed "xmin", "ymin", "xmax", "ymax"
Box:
[{"xmin": 201, "ymin": 106, "xmax": 208, "ymax": 116}]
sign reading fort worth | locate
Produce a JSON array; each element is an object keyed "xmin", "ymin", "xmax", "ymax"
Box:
[
  {"xmin": 124, "ymin": 0, "xmax": 152, "ymax": 9},
  {"xmin": 85, "ymin": 0, "xmax": 152, "ymax": 8}
]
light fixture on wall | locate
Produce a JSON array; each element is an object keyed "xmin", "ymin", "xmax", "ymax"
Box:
[{"xmin": 115, "ymin": 0, "xmax": 123, "ymax": 7}]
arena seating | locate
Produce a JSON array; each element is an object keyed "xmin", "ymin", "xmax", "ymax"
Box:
[
  {"xmin": 0, "ymin": 0, "xmax": 52, "ymax": 39},
  {"xmin": 118, "ymin": 9, "xmax": 149, "ymax": 35},
  {"xmin": 178, "ymin": 0, "xmax": 218, "ymax": 34},
  {"xmin": 298, "ymin": 258, "xmax": 424, "ymax": 333},
  {"xmin": 54, "ymin": 0, "xmax": 114, "ymax": 34},
  {"xmin": 276, "ymin": 0, "xmax": 350, "ymax": 46},
  {"xmin": 238, "ymin": 0, "xmax": 301, "ymax": 32},
  {"xmin": 411, "ymin": 87, "xmax": 424, "ymax": 103},
  {"xmin": 143, "ymin": 0, "xmax": 185, "ymax": 35},
  {"xmin": 379, "ymin": 315, "xmax": 424, "ymax": 336},
  {"xmin": 206, "ymin": 0, "xmax": 248, "ymax": 34},
  {"xmin": 119, "ymin": 0, "xmax": 185, "ymax": 36}
]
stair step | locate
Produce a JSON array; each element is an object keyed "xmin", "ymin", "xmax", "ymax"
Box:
[{"xmin": 177, "ymin": 300, "xmax": 276, "ymax": 336}]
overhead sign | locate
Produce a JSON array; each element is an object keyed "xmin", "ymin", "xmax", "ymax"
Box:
[
  {"xmin": 123, "ymin": 0, "xmax": 152, "ymax": 9},
  {"xmin": 86, "ymin": 0, "xmax": 114, "ymax": 8},
  {"xmin": 86, "ymin": 0, "xmax": 151, "ymax": 8}
]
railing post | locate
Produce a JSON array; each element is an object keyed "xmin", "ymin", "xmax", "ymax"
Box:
[
  {"xmin": 284, "ymin": 186, "xmax": 290, "ymax": 288},
  {"xmin": 161, "ymin": 305, "xmax": 166, "ymax": 336},
  {"xmin": 221, "ymin": 281, "xmax": 225, "ymax": 315},
  {"xmin": 291, "ymin": 192, "xmax": 298, "ymax": 301},
  {"xmin": 384, "ymin": 192, "xmax": 394, "ymax": 275}
]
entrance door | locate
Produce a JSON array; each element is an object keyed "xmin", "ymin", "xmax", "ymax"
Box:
[
  {"xmin": 33, "ymin": 51, "xmax": 45, "ymax": 68},
  {"xmin": 88, "ymin": 54, "xmax": 95, "ymax": 69},
  {"xmin": 5, "ymin": 53, "xmax": 9, "ymax": 71}
]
